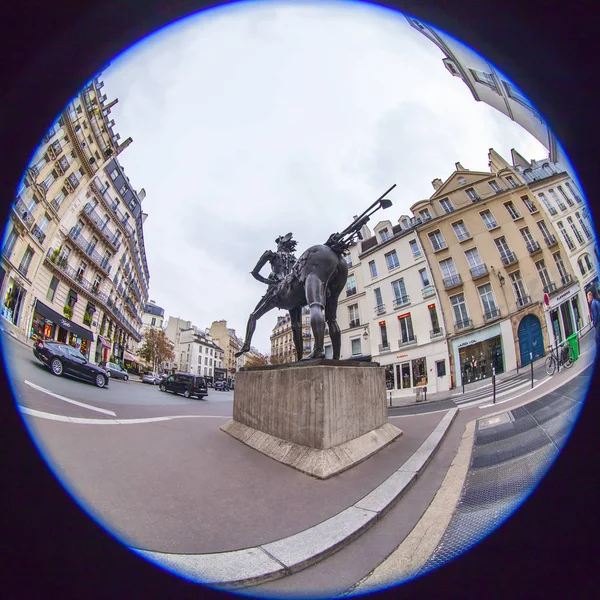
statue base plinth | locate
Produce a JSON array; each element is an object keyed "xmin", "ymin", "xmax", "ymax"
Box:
[{"xmin": 220, "ymin": 361, "xmax": 403, "ymax": 479}]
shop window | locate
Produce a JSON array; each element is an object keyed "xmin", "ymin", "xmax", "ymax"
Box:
[
  {"xmin": 436, "ymin": 360, "xmax": 446, "ymax": 377},
  {"xmin": 351, "ymin": 338, "xmax": 361, "ymax": 356},
  {"xmin": 412, "ymin": 358, "xmax": 427, "ymax": 386},
  {"xmin": 396, "ymin": 362, "xmax": 412, "ymax": 389},
  {"xmin": 18, "ymin": 246, "xmax": 34, "ymax": 277},
  {"xmin": 46, "ymin": 276, "xmax": 59, "ymax": 302},
  {"xmin": 385, "ymin": 365, "xmax": 394, "ymax": 390}
]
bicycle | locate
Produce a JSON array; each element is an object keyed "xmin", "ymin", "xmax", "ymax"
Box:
[{"xmin": 545, "ymin": 342, "xmax": 573, "ymax": 375}]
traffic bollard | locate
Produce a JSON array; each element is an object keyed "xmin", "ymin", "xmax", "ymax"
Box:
[
  {"xmin": 462, "ymin": 371, "xmax": 465, "ymax": 394},
  {"xmin": 389, "ymin": 391, "xmax": 392, "ymax": 408},
  {"xmin": 530, "ymin": 352, "xmax": 534, "ymax": 388},
  {"xmin": 556, "ymin": 340, "xmax": 560, "ymax": 373},
  {"xmin": 492, "ymin": 366, "xmax": 496, "ymax": 404}
]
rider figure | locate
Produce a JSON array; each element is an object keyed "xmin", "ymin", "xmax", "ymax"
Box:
[{"xmin": 251, "ymin": 232, "xmax": 298, "ymax": 291}]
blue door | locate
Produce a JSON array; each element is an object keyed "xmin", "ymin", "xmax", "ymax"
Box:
[{"xmin": 518, "ymin": 314, "xmax": 544, "ymax": 366}]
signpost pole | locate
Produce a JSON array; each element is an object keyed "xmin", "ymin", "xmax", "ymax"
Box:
[
  {"xmin": 530, "ymin": 352, "xmax": 534, "ymax": 388},
  {"xmin": 492, "ymin": 366, "xmax": 496, "ymax": 404}
]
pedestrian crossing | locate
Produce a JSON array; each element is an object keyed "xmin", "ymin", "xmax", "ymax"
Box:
[{"xmin": 452, "ymin": 373, "xmax": 537, "ymax": 409}]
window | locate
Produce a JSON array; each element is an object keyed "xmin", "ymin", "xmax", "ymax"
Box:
[
  {"xmin": 76, "ymin": 261, "xmax": 87, "ymax": 280},
  {"xmin": 557, "ymin": 221, "xmax": 575, "ymax": 250},
  {"xmin": 32, "ymin": 156, "xmax": 48, "ymax": 174},
  {"xmin": 458, "ymin": 176, "xmax": 467, "ymax": 185},
  {"xmin": 109, "ymin": 168, "xmax": 119, "ymax": 180},
  {"xmin": 494, "ymin": 236, "xmax": 514, "ymax": 263},
  {"xmin": 451, "ymin": 220, "xmax": 470, "ymax": 241},
  {"xmin": 450, "ymin": 293, "xmax": 469, "ymax": 328},
  {"xmin": 557, "ymin": 185, "xmax": 574, "ymax": 207},
  {"xmin": 489, "ymin": 180, "xmax": 501, "ymax": 192},
  {"xmin": 391, "ymin": 279, "xmax": 408, "ymax": 306},
  {"xmin": 575, "ymin": 212, "xmax": 592, "ymax": 240},
  {"xmin": 398, "ymin": 314, "xmax": 415, "ymax": 344},
  {"xmin": 346, "ymin": 274, "xmax": 357, "ymax": 296},
  {"xmin": 504, "ymin": 201, "xmax": 521, "ymax": 219},
  {"xmin": 439, "ymin": 198, "xmax": 454, "ymax": 213},
  {"xmin": 520, "ymin": 227, "xmax": 537, "ymax": 251},
  {"xmin": 151, "ymin": 317, "xmax": 156, "ymax": 326},
  {"xmin": 506, "ymin": 176, "xmax": 519, "ymax": 188},
  {"xmin": 538, "ymin": 192, "xmax": 557, "ymax": 215},
  {"xmin": 59, "ymin": 156, "xmax": 69, "ymax": 172},
  {"xmin": 419, "ymin": 268, "xmax": 431, "ymax": 287},
  {"xmin": 52, "ymin": 191, "xmax": 66, "ymax": 210},
  {"xmin": 92, "ymin": 274, "xmax": 102, "ymax": 291},
  {"xmin": 549, "ymin": 189, "xmax": 566, "ymax": 211},
  {"xmin": 429, "ymin": 305, "xmax": 441, "ymax": 334},
  {"xmin": 47, "ymin": 276, "xmax": 59, "ymax": 302},
  {"xmin": 343, "ymin": 254, "xmax": 353, "ymax": 267},
  {"xmin": 465, "ymin": 188, "xmax": 480, "ymax": 202},
  {"xmin": 379, "ymin": 228, "xmax": 391, "ymax": 242},
  {"xmin": 478, "ymin": 283, "xmax": 498, "ymax": 319},
  {"xmin": 537, "ymin": 220, "xmax": 553, "ymax": 243},
  {"xmin": 509, "ymin": 271, "xmax": 528, "ymax": 305},
  {"xmin": 553, "ymin": 252, "xmax": 569, "ymax": 280},
  {"xmin": 374, "ymin": 288, "xmax": 384, "ymax": 312},
  {"xmin": 67, "ymin": 172, "xmax": 80, "ymax": 188},
  {"xmin": 348, "ymin": 304, "xmax": 360, "ymax": 327},
  {"xmin": 385, "ymin": 250, "xmax": 400, "ymax": 270},
  {"xmin": 521, "ymin": 195, "xmax": 537, "ymax": 213},
  {"xmin": 567, "ymin": 216, "xmax": 585, "ymax": 245},
  {"xmin": 379, "ymin": 322, "xmax": 389, "ymax": 349},
  {"xmin": 409, "ymin": 240, "xmax": 422, "ymax": 258},
  {"xmin": 480, "ymin": 210, "xmax": 498, "ymax": 230},
  {"xmin": 369, "ymin": 260, "xmax": 377, "ymax": 278},
  {"xmin": 439, "ymin": 257, "xmax": 458, "ymax": 280},
  {"xmin": 428, "ymin": 230, "xmax": 446, "ymax": 252},
  {"xmin": 419, "ymin": 208, "xmax": 432, "ymax": 221},
  {"xmin": 536, "ymin": 259, "xmax": 553, "ymax": 289},
  {"xmin": 2, "ymin": 227, "xmax": 18, "ymax": 257},
  {"xmin": 470, "ymin": 68, "xmax": 496, "ymax": 89},
  {"xmin": 397, "ymin": 362, "xmax": 412, "ymax": 389},
  {"xmin": 324, "ymin": 344, "xmax": 333, "ymax": 359},
  {"xmin": 119, "ymin": 184, "xmax": 129, "ymax": 195},
  {"xmin": 351, "ymin": 338, "xmax": 362, "ymax": 356},
  {"xmin": 41, "ymin": 171, "xmax": 56, "ymax": 191},
  {"xmin": 18, "ymin": 246, "xmax": 34, "ymax": 276},
  {"xmin": 565, "ymin": 182, "xmax": 582, "ymax": 203},
  {"xmin": 436, "ymin": 360, "xmax": 447, "ymax": 377}
]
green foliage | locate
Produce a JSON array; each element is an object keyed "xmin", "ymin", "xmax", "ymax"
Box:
[
  {"xmin": 83, "ymin": 312, "xmax": 92, "ymax": 326},
  {"xmin": 63, "ymin": 304, "xmax": 73, "ymax": 319}
]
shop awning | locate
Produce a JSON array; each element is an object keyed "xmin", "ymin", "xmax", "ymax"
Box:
[
  {"xmin": 98, "ymin": 336, "xmax": 111, "ymax": 349},
  {"xmin": 123, "ymin": 350, "xmax": 139, "ymax": 363},
  {"xmin": 35, "ymin": 300, "xmax": 94, "ymax": 342}
]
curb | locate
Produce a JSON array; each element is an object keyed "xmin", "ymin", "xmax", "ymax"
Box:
[{"xmin": 129, "ymin": 408, "xmax": 459, "ymax": 589}]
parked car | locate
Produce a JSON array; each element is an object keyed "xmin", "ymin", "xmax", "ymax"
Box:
[
  {"xmin": 142, "ymin": 371, "xmax": 161, "ymax": 385},
  {"xmin": 214, "ymin": 381, "xmax": 230, "ymax": 391},
  {"xmin": 159, "ymin": 373, "xmax": 208, "ymax": 399},
  {"xmin": 99, "ymin": 361, "xmax": 129, "ymax": 381},
  {"xmin": 33, "ymin": 340, "xmax": 109, "ymax": 388}
]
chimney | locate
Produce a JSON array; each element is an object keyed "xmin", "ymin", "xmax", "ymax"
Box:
[
  {"xmin": 432, "ymin": 178, "xmax": 443, "ymax": 190},
  {"xmin": 116, "ymin": 136, "xmax": 133, "ymax": 154},
  {"xmin": 138, "ymin": 188, "xmax": 146, "ymax": 202},
  {"xmin": 455, "ymin": 162, "xmax": 466, "ymax": 171},
  {"xmin": 142, "ymin": 212, "xmax": 148, "ymax": 225}
]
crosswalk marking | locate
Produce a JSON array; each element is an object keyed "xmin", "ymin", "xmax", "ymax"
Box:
[{"xmin": 457, "ymin": 381, "xmax": 533, "ymax": 409}]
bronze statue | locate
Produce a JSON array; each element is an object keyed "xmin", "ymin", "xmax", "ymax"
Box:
[{"xmin": 236, "ymin": 185, "xmax": 396, "ymax": 361}]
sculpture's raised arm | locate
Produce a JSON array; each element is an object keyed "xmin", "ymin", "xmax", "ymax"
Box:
[{"xmin": 251, "ymin": 250, "xmax": 276, "ymax": 285}]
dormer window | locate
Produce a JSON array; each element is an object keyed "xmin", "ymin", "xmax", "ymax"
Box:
[
  {"xmin": 489, "ymin": 180, "xmax": 501, "ymax": 192},
  {"xmin": 419, "ymin": 208, "xmax": 432, "ymax": 222},
  {"xmin": 458, "ymin": 177, "xmax": 467, "ymax": 185},
  {"xmin": 439, "ymin": 198, "xmax": 454, "ymax": 214},
  {"xmin": 379, "ymin": 228, "xmax": 390, "ymax": 242}
]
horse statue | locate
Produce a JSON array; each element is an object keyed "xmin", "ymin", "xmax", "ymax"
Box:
[{"xmin": 235, "ymin": 185, "xmax": 395, "ymax": 361}]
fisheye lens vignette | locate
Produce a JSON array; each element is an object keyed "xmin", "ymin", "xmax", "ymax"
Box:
[{"xmin": 1, "ymin": 0, "xmax": 596, "ymax": 598}]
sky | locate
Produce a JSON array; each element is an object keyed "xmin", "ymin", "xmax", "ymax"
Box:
[{"xmin": 100, "ymin": 0, "xmax": 548, "ymax": 355}]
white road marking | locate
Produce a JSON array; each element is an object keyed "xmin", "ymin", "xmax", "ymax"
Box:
[
  {"xmin": 458, "ymin": 381, "xmax": 532, "ymax": 409},
  {"xmin": 388, "ymin": 407, "xmax": 450, "ymax": 418},
  {"xmin": 19, "ymin": 406, "xmax": 232, "ymax": 424},
  {"xmin": 478, "ymin": 375, "xmax": 551, "ymax": 409},
  {"xmin": 23, "ymin": 380, "xmax": 116, "ymax": 416}
]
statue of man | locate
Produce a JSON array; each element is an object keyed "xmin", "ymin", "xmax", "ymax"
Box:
[{"xmin": 251, "ymin": 232, "xmax": 298, "ymax": 289}]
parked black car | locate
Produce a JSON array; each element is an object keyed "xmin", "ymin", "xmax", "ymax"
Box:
[
  {"xmin": 159, "ymin": 373, "xmax": 208, "ymax": 399},
  {"xmin": 99, "ymin": 360, "xmax": 129, "ymax": 381},
  {"xmin": 214, "ymin": 381, "xmax": 230, "ymax": 391},
  {"xmin": 33, "ymin": 340, "xmax": 110, "ymax": 388}
]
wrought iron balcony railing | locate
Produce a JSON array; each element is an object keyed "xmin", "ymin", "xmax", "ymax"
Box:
[
  {"xmin": 526, "ymin": 241, "xmax": 542, "ymax": 255},
  {"xmin": 544, "ymin": 234, "xmax": 558, "ymax": 247},
  {"xmin": 422, "ymin": 285, "xmax": 436, "ymax": 298},
  {"xmin": 68, "ymin": 228, "xmax": 112, "ymax": 275},
  {"xmin": 430, "ymin": 328, "xmax": 443, "ymax": 339},
  {"xmin": 483, "ymin": 307, "xmax": 501, "ymax": 321},
  {"xmin": 543, "ymin": 282, "xmax": 557, "ymax": 294},
  {"xmin": 393, "ymin": 295, "xmax": 410, "ymax": 308},
  {"xmin": 470, "ymin": 264, "xmax": 488, "ymax": 280},
  {"xmin": 455, "ymin": 318, "xmax": 473, "ymax": 331},
  {"xmin": 398, "ymin": 336, "xmax": 417, "ymax": 348},
  {"xmin": 516, "ymin": 295, "xmax": 532, "ymax": 307},
  {"xmin": 501, "ymin": 252, "xmax": 518, "ymax": 267},
  {"xmin": 443, "ymin": 274, "xmax": 462, "ymax": 289},
  {"xmin": 374, "ymin": 304, "xmax": 386, "ymax": 316}
]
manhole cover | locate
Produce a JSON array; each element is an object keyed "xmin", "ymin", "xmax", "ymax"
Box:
[{"xmin": 478, "ymin": 412, "xmax": 513, "ymax": 430}]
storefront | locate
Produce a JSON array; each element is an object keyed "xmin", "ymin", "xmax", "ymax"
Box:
[
  {"xmin": 545, "ymin": 283, "xmax": 583, "ymax": 344},
  {"xmin": 31, "ymin": 300, "xmax": 94, "ymax": 359},
  {"xmin": 123, "ymin": 350, "xmax": 140, "ymax": 374},
  {"xmin": 95, "ymin": 335, "xmax": 111, "ymax": 364},
  {"xmin": 451, "ymin": 321, "xmax": 516, "ymax": 387},
  {"xmin": 214, "ymin": 367, "xmax": 227, "ymax": 382},
  {"xmin": 2, "ymin": 276, "xmax": 27, "ymax": 327}
]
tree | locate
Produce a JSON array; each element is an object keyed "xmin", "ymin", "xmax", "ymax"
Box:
[
  {"xmin": 245, "ymin": 355, "xmax": 268, "ymax": 368},
  {"xmin": 269, "ymin": 353, "xmax": 289, "ymax": 365},
  {"xmin": 138, "ymin": 329, "xmax": 175, "ymax": 372}
]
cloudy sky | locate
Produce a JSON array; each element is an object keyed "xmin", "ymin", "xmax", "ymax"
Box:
[{"xmin": 101, "ymin": 0, "xmax": 548, "ymax": 355}]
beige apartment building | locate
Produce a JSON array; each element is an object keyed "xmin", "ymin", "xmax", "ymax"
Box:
[
  {"xmin": 2, "ymin": 74, "xmax": 149, "ymax": 366},
  {"xmin": 270, "ymin": 306, "xmax": 312, "ymax": 363},
  {"xmin": 209, "ymin": 320, "xmax": 241, "ymax": 374},
  {"xmin": 412, "ymin": 156, "xmax": 577, "ymax": 387}
]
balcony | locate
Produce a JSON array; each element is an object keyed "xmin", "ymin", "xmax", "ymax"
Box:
[
  {"xmin": 398, "ymin": 336, "xmax": 417, "ymax": 348},
  {"xmin": 544, "ymin": 234, "xmax": 558, "ymax": 248},
  {"xmin": 543, "ymin": 282, "xmax": 557, "ymax": 294},
  {"xmin": 455, "ymin": 318, "xmax": 473, "ymax": 331},
  {"xmin": 422, "ymin": 285, "xmax": 436, "ymax": 298},
  {"xmin": 67, "ymin": 228, "xmax": 112, "ymax": 276},
  {"xmin": 30, "ymin": 225, "xmax": 46, "ymax": 246},
  {"xmin": 82, "ymin": 203, "xmax": 121, "ymax": 251},
  {"xmin": 516, "ymin": 295, "xmax": 532, "ymax": 308},
  {"xmin": 456, "ymin": 232, "xmax": 472, "ymax": 243},
  {"xmin": 346, "ymin": 287, "xmax": 357, "ymax": 297},
  {"xmin": 348, "ymin": 319, "xmax": 361, "ymax": 329},
  {"xmin": 374, "ymin": 304, "xmax": 386, "ymax": 316},
  {"xmin": 483, "ymin": 307, "xmax": 501, "ymax": 321},
  {"xmin": 432, "ymin": 241, "xmax": 448, "ymax": 253},
  {"xmin": 470, "ymin": 263, "xmax": 489, "ymax": 280},
  {"xmin": 560, "ymin": 273, "xmax": 573, "ymax": 287},
  {"xmin": 443, "ymin": 274, "xmax": 463, "ymax": 290},
  {"xmin": 501, "ymin": 252, "xmax": 518, "ymax": 267},
  {"xmin": 430, "ymin": 328, "xmax": 444, "ymax": 339},
  {"xmin": 393, "ymin": 295, "xmax": 410, "ymax": 309},
  {"xmin": 526, "ymin": 241, "xmax": 543, "ymax": 256},
  {"xmin": 45, "ymin": 249, "xmax": 141, "ymax": 341},
  {"xmin": 470, "ymin": 195, "xmax": 483, "ymax": 203},
  {"xmin": 378, "ymin": 343, "xmax": 390, "ymax": 353},
  {"xmin": 12, "ymin": 197, "xmax": 35, "ymax": 229}
]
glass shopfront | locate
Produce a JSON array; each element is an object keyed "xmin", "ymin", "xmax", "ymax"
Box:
[
  {"xmin": 2, "ymin": 279, "xmax": 26, "ymax": 326},
  {"xmin": 458, "ymin": 335, "xmax": 504, "ymax": 384},
  {"xmin": 386, "ymin": 357, "xmax": 428, "ymax": 391}
]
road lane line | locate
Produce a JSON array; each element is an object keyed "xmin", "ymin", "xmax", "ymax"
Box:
[
  {"xmin": 23, "ymin": 380, "xmax": 116, "ymax": 416},
  {"xmin": 19, "ymin": 406, "xmax": 232, "ymax": 424},
  {"xmin": 388, "ymin": 408, "xmax": 450, "ymax": 418},
  {"xmin": 478, "ymin": 375, "xmax": 551, "ymax": 409},
  {"xmin": 457, "ymin": 381, "xmax": 532, "ymax": 409}
]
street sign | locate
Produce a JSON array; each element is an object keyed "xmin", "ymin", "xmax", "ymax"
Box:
[{"xmin": 543, "ymin": 293, "xmax": 550, "ymax": 306}]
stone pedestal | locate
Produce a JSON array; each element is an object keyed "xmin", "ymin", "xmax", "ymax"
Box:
[{"xmin": 220, "ymin": 360, "xmax": 402, "ymax": 479}]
